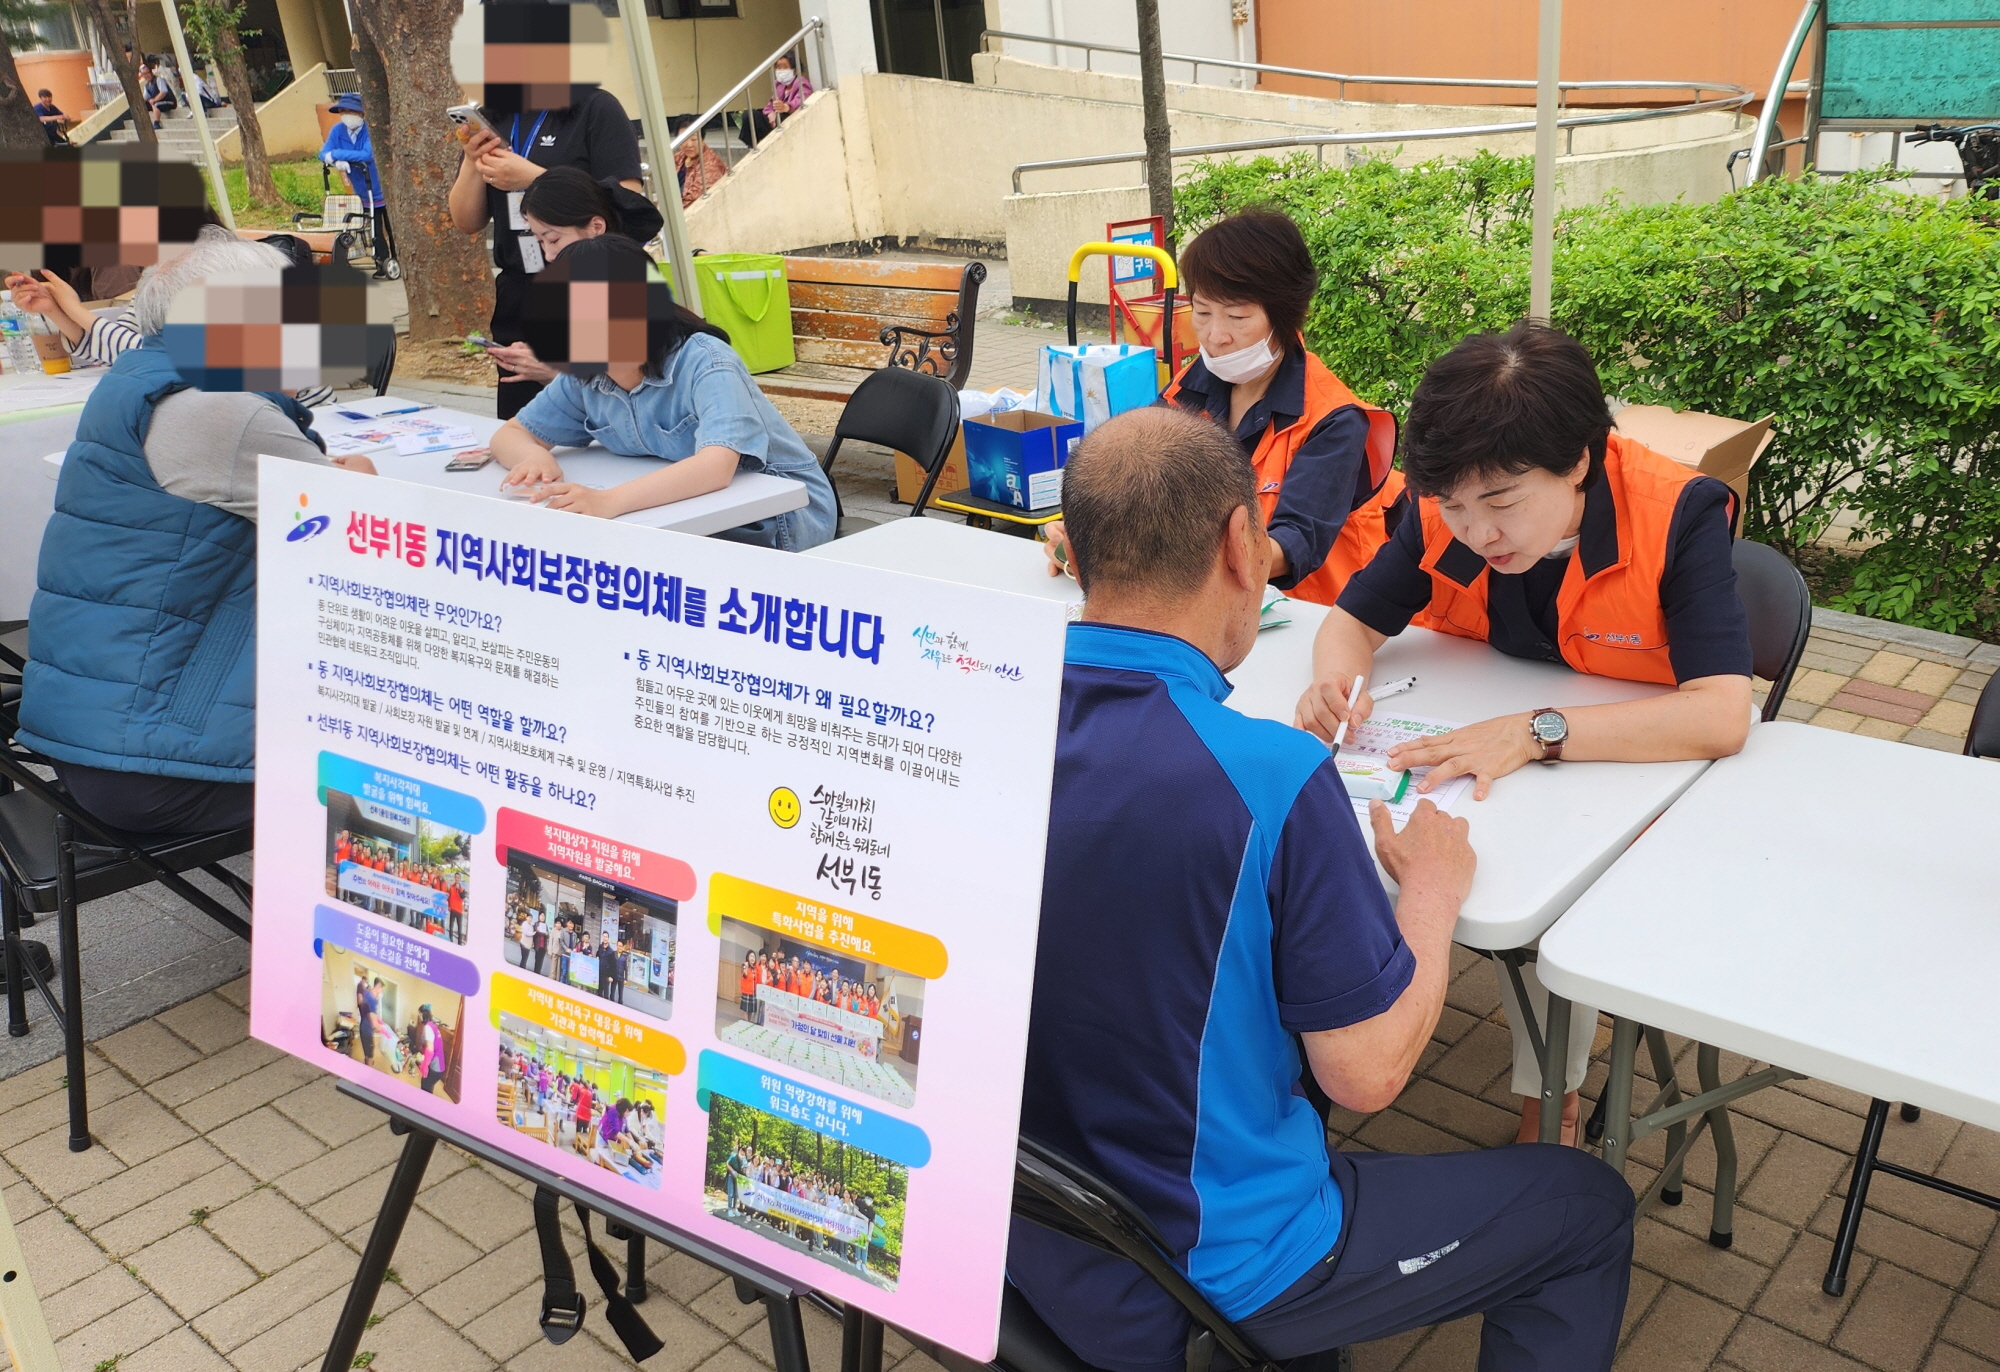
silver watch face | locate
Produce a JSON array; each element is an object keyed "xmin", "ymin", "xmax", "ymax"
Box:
[{"xmin": 1531, "ymin": 712, "xmax": 1567, "ymax": 744}]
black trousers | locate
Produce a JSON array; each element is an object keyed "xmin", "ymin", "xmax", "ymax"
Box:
[
  {"xmin": 56, "ymin": 762, "xmax": 253, "ymax": 836},
  {"xmin": 1240, "ymin": 1145, "xmax": 1634, "ymax": 1372},
  {"xmin": 491, "ymin": 269, "xmax": 544, "ymax": 419}
]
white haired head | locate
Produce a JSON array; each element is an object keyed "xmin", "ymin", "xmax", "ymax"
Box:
[{"xmin": 131, "ymin": 225, "xmax": 291, "ymax": 339}]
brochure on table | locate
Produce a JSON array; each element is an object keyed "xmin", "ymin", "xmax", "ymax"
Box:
[{"xmin": 250, "ymin": 460, "xmax": 1068, "ymax": 1357}]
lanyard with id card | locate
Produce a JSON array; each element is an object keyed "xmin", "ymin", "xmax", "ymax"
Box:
[{"xmin": 508, "ymin": 112, "xmax": 551, "ymax": 273}]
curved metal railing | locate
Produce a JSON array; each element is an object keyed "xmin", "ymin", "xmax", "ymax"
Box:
[{"xmin": 668, "ymin": 17, "xmax": 826, "ymax": 157}]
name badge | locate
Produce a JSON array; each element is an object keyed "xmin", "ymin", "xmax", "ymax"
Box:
[
  {"xmin": 506, "ymin": 190, "xmax": 527, "ymax": 231},
  {"xmin": 518, "ymin": 231, "xmax": 545, "ymax": 274}
]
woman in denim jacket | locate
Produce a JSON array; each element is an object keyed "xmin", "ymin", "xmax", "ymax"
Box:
[{"xmin": 491, "ymin": 236, "xmax": 836, "ymax": 551}]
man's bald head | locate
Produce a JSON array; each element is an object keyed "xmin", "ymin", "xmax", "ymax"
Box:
[{"xmin": 1061, "ymin": 406, "xmax": 1259, "ymax": 600}]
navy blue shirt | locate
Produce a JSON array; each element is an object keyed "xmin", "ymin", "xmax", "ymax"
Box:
[
  {"xmin": 1339, "ymin": 474, "xmax": 1753, "ymax": 684},
  {"xmin": 1169, "ymin": 350, "xmax": 1372, "ymax": 592},
  {"xmin": 1010, "ymin": 624, "xmax": 1414, "ymax": 1372}
]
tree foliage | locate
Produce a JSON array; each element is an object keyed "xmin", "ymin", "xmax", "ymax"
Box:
[
  {"xmin": 1177, "ymin": 154, "xmax": 2000, "ymax": 637},
  {"xmin": 180, "ymin": 0, "xmax": 280, "ymax": 207}
]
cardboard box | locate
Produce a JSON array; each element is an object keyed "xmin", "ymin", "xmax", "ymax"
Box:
[
  {"xmin": 894, "ymin": 430, "xmax": 969, "ymax": 504},
  {"xmin": 963, "ymin": 410, "xmax": 1084, "ymax": 511},
  {"xmin": 1612, "ymin": 405, "xmax": 1776, "ymax": 535}
]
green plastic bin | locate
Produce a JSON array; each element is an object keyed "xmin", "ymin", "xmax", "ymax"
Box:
[{"xmin": 694, "ymin": 253, "xmax": 795, "ymax": 373}]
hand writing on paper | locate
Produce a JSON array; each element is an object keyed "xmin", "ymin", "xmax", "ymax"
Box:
[
  {"xmin": 1294, "ymin": 674, "xmax": 1374, "ymax": 744},
  {"xmin": 499, "ymin": 451, "xmax": 564, "ymax": 488},
  {"xmin": 1387, "ymin": 713, "xmax": 1538, "ymax": 802}
]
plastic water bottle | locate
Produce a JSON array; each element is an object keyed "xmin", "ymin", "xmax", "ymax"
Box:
[{"xmin": 0, "ymin": 293, "xmax": 41, "ymax": 375}]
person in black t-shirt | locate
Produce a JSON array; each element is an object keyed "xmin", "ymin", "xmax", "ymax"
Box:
[{"xmin": 448, "ymin": 88, "xmax": 643, "ymax": 419}]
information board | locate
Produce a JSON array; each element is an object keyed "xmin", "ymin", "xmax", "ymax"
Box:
[{"xmin": 251, "ymin": 462, "xmax": 1068, "ymax": 1356}]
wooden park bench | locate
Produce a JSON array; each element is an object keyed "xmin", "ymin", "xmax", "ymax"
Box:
[{"xmin": 754, "ymin": 256, "xmax": 987, "ymax": 403}]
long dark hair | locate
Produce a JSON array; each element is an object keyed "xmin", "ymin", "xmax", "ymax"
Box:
[
  {"xmin": 525, "ymin": 233, "xmax": 730, "ymax": 380},
  {"xmin": 520, "ymin": 166, "xmax": 623, "ymax": 236}
]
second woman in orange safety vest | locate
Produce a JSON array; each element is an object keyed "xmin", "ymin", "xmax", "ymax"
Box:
[{"xmin": 1046, "ymin": 208, "xmax": 1400, "ymax": 606}]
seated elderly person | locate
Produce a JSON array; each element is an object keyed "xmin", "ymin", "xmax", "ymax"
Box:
[
  {"xmin": 15, "ymin": 229, "xmax": 374, "ymax": 836},
  {"xmin": 1011, "ymin": 406, "xmax": 1634, "ymax": 1372}
]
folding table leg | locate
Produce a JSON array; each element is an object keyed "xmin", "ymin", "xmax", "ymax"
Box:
[
  {"xmin": 841, "ymin": 1305, "xmax": 884, "ymax": 1372},
  {"xmin": 1536, "ymin": 993, "xmax": 1571, "ymax": 1146},
  {"xmin": 1598, "ymin": 1017, "xmax": 1642, "ymax": 1175},
  {"xmin": 1643, "ymin": 1027, "xmax": 1685, "ymax": 1205},
  {"xmin": 321, "ymin": 1129, "xmax": 437, "ymax": 1372},
  {"xmin": 1698, "ymin": 1044, "xmax": 1738, "ymax": 1248},
  {"xmin": 54, "ymin": 817, "xmax": 88, "ymax": 1153},
  {"xmin": 1824, "ymin": 1098, "xmax": 1890, "ymax": 1296},
  {"xmin": 626, "ymin": 1231, "xmax": 647, "ymax": 1303}
]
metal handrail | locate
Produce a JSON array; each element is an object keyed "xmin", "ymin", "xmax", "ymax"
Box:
[
  {"xmin": 1748, "ymin": 0, "xmax": 1823, "ymax": 182},
  {"xmin": 981, "ymin": 29, "xmax": 1748, "ymax": 105},
  {"xmin": 667, "ymin": 16, "xmax": 823, "ymax": 152},
  {"xmin": 1010, "ymin": 89, "xmax": 1756, "ymax": 193}
]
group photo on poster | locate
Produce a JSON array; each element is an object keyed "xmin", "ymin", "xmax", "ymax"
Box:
[
  {"xmin": 716, "ymin": 918, "xmax": 922, "ymax": 1109},
  {"xmin": 503, "ymin": 845, "xmax": 678, "ymax": 1020},
  {"xmin": 324, "ymin": 783, "xmax": 472, "ymax": 946},
  {"xmin": 703, "ymin": 1093, "xmax": 905, "ymax": 1292},
  {"xmin": 495, "ymin": 1012, "xmax": 669, "ymax": 1188},
  {"xmin": 319, "ymin": 943, "xmax": 465, "ymax": 1102}
]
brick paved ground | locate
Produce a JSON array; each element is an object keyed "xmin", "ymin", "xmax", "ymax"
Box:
[{"xmin": 6, "ymin": 317, "xmax": 1999, "ymax": 1372}]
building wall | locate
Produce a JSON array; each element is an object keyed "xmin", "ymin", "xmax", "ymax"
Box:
[
  {"xmin": 639, "ymin": 0, "xmax": 810, "ymax": 114},
  {"xmin": 990, "ymin": 0, "xmax": 1256, "ymax": 87}
]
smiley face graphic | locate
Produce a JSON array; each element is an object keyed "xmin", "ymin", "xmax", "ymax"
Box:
[{"xmin": 768, "ymin": 786, "xmax": 801, "ymax": 829}]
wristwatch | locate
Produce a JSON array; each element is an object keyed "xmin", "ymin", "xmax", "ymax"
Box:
[{"xmin": 1528, "ymin": 708, "xmax": 1568, "ymax": 764}]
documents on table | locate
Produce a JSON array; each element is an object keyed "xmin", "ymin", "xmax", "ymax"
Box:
[
  {"xmin": 1337, "ymin": 712, "xmax": 1474, "ymax": 823},
  {"xmin": 0, "ymin": 371, "xmax": 103, "ymax": 416},
  {"xmin": 317, "ymin": 414, "xmax": 480, "ymax": 457}
]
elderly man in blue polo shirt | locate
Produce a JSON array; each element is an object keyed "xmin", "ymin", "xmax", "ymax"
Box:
[{"xmin": 1011, "ymin": 406, "xmax": 1634, "ymax": 1372}]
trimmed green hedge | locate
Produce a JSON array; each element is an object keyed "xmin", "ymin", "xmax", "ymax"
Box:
[{"xmin": 1177, "ymin": 154, "xmax": 2000, "ymax": 637}]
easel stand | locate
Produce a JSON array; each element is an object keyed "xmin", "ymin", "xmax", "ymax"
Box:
[
  {"xmin": 322, "ymin": 1084, "xmax": 889, "ymax": 1372},
  {"xmin": 0, "ymin": 1180, "xmax": 60, "ymax": 1372}
]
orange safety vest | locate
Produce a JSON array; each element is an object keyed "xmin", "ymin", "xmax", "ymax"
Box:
[
  {"xmin": 1165, "ymin": 347, "xmax": 1402, "ymax": 607},
  {"xmin": 1410, "ymin": 434, "xmax": 1718, "ymax": 686}
]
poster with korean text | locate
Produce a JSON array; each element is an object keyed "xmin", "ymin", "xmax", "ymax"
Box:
[{"xmin": 251, "ymin": 461, "xmax": 1066, "ymax": 1357}]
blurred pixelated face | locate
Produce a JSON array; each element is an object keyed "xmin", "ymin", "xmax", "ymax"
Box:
[
  {"xmin": 162, "ymin": 264, "xmax": 397, "ymax": 392},
  {"xmin": 519, "ymin": 257, "xmax": 672, "ymax": 376},
  {"xmin": 450, "ymin": 2, "xmax": 609, "ymax": 117},
  {"xmin": 0, "ymin": 147, "xmax": 208, "ymax": 273}
]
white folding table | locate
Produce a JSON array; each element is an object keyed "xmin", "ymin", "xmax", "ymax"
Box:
[
  {"xmin": 312, "ymin": 402, "xmax": 810, "ymax": 538},
  {"xmin": 810, "ymin": 518, "xmax": 1719, "ymax": 1139},
  {"xmin": 1540, "ymin": 722, "xmax": 2000, "ymax": 1265},
  {"xmin": 0, "ymin": 369, "xmax": 103, "ymax": 620}
]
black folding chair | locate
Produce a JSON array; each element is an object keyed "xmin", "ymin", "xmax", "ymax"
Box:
[
  {"xmin": 1582, "ymin": 539, "xmax": 1815, "ymax": 1178},
  {"xmin": 1823, "ymin": 670, "xmax": 2000, "ymax": 1295},
  {"xmin": 1731, "ymin": 538, "xmax": 1814, "ymax": 723},
  {"xmin": 0, "ymin": 690, "xmax": 252, "ymax": 1153},
  {"xmin": 896, "ymin": 1139, "xmax": 1347, "ymax": 1372},
  {"xmin": 818, "ymin": 367, "xmax": 959, "ymax": 538},
  {"xmin": 369, "ymin": 332, "xmax": 397, "ymax": 397}
]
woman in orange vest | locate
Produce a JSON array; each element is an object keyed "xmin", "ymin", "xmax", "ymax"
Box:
[
  {"xmin": 1044, "ymin": 208, "xmax": 1400, "ymax": 606},
  {"xmin": 1295, "ymin": 321, "xmax": 1755, "ymax": 1146}
]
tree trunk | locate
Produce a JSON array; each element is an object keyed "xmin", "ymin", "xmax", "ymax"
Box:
[
  {"xmin": 350, "ymin": 17, "xmax": 391, "ymax": 190},
  {"xmin": 81, "ymin": 0, "xmax": 154, "ymax": 145},
  {"xmin": 0, "ymin": 28, "xmax": 49, "ymax": 151},
  {"xmin": 208, "ymin": 18, "xmax": 279, "ymax": 207},
  {"xmin": 349, "ymin": 0, "xmax": 492, "ymax": 342},
  {"xmin": 1134, "ymin": 0, "xmax": 1173, "ymax": 249}
]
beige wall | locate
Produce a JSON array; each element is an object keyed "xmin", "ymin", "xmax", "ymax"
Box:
[
  {"xmin": 643, "ymin": 0, "xmax": 807, "ymax": 114},
  {"xmin": 214, "ymin": 63, "xmax": 331, "ymax": 162}
]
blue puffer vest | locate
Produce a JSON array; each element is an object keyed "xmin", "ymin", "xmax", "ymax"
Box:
[{"xmin": 19, "ymin": 342, "xmax": 270, "ymax": 781}]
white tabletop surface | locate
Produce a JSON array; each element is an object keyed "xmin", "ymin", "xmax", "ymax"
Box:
[
  {"xmin": 809, "ymin": 517, "xmax": 1715, "ymax": 950},
  {"xmin": 1540, "ymin": 722, "xmax": 2000, "ymax": 1132},
  {"xmin": 312, "ymin": 401, "xmax": 810, "ymax": 538},
  {"xmin": 0, "ymin": 370, "xmax": 103, "ymax": 619}
]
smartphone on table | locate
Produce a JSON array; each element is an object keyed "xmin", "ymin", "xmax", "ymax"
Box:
[{"xmin": 444, "ymin": 447, "xmax": 494, "ymax": 473}]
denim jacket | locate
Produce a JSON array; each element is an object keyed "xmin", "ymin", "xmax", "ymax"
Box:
[{"xmin": 515, "ymin": 332, "xmax": 836, "ymax": 550}]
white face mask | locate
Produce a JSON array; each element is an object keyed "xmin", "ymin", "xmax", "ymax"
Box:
[
  {"xmin": 1200, "ymin": 331, "xmax": 1280, "ymax": 385},
  {"xmin": 340, "ymin": 113, "xmax": 363, "ymax": 131},
  {"xmin": 773, "ymin": 68, "xmax": 795, "ymax": 85}
]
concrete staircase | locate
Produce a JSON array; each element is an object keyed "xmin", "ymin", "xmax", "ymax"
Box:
[{"xmin": 106, "ymin": 105, "xmax": 235, "ymax": 160}]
